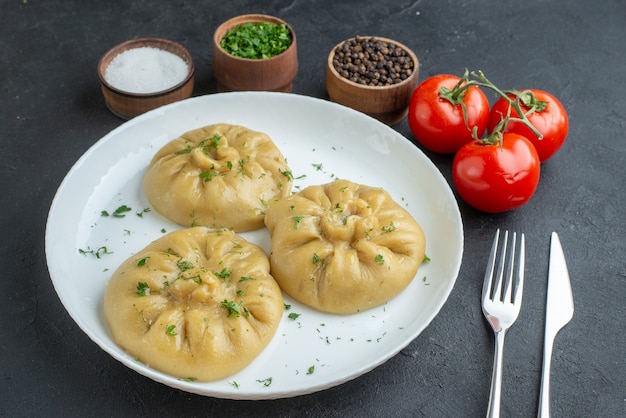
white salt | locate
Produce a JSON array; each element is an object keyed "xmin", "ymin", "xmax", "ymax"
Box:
[{"xmin": 105, "ymin": 46, "xmax": 189, "ymax": 94}]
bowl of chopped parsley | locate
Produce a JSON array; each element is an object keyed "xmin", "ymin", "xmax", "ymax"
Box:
[{"xmin": 212, "ymin": 14, "xmax": 298, "ymax": 92}]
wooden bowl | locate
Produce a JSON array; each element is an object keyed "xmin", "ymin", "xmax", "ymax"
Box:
[
  {"xmin": 98, "ymin": 38, "xmax": 194, "ymax": 119},
  {"xmin": 326, "ymin": 36, "xmax": 419, "ymax": 125},
  {"xmin": 212, "ymin": 14, "xmax": 298, "ymax": 92}
]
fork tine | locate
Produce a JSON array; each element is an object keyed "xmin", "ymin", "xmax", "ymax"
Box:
[
  {"xmin": 513, "ymin": 233, "xmax": 525, "ymax": 305},
  {"xmin": 502, "ymin": 232, "xmax": 516, "ymax": 303},
  {"xmin": 493, "ymin": 230, "xmax": 509, "ymax": 301},
  {"xmin": 482, "ymin": 229, "xmax": 501, "ymax": 301}
]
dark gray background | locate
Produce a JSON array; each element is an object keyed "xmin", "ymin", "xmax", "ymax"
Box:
[{"xmin": 1, "ymin": 0, "xmax": 624, "ymax": 416}]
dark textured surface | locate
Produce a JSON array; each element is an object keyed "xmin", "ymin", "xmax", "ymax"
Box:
[{"xmin": 1, "ymin": 0, "xmax": 624, "ymax": 416}]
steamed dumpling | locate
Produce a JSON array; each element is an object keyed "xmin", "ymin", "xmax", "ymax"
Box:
[
  {"xmin": 264, "ymin": 179, "xmax": 426, "ymax": 314},
  {"xmin": 143, "ymin": 123, "xmax": 293, "ymax": 231},
  {"xmin": 104, "ymin": 227, "xmax": 283, "ymax": 381}
]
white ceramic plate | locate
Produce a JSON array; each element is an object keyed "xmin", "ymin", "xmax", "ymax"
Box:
[{"xmin": 45, "ymin": 92, "xmax": 463, "ymax": 400}]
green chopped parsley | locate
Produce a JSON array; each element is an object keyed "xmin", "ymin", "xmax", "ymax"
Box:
[
  {"xmin": 382, "ymin": 221, "xmax": 397, "ymax": 233},
  {"xmin": 221, "ymin": 22, "xmax": 292, "ymax": 59},
  {"xmin": 78, "ymin": 246, "xmax": 112, "ymax": 259},
  {"xmin": 280, "ymin": 169, "xmax": 293, "ymax": 181},
  {"xmin": 221, "ymin": 299, "xmax": 248, "ymax": 318},
  {"xmin": 256, "ymin": 377, "xmax": 273, "ymax": 387},
  {"xmin": 136, "ymin": 207, "xmax": 151, "ymax": 218},
  {"xmin": 177, "ymin": 259, "xmax": 194, "ymax": 271},
  {"xmin": 136, "ymin": 281, "xmax": 149, "ymax": 296},
  {"xmin": 293, "ymin": 215, "xmax": 304, "ymax": 229},
  {"xmin": 214, "ymin": 268, "xmax": 233, "ymax": 281},
  {"xmin": 165, "ymin": 324, "xmax": 177, "ymax": 336},
  {"xmin": 101, "ymin": 205, "xmax": 132, "ymax": 217}
]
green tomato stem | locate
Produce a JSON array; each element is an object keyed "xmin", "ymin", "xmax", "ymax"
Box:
[
  {"xmin": 469, "ymin": 70, "xmax": 544, "ymax": 140},
  {"xmin": 437, "ymin": 69, "xmax": 545, "ymax": 143}
]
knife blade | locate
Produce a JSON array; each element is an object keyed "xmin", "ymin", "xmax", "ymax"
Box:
[{"xmin": 537, "ymin": 232, "xmax": 574, "ymax": 418}]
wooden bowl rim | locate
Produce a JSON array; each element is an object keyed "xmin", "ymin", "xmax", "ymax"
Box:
[
  {"xmin": 213, "ymin": 14, "xmax": 297, "ymax": 63},
  {"xmin": 98, "ymin": 37, "xmax": 195, "ymax": 97},
  {"xmin": 327, "ymin": 36, "xmax": 419, "ymax": 92}
]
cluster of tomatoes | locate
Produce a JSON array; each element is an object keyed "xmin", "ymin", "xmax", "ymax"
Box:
[{"xmin": 407, "ymin": 70, "xmax": 569, "ymax": 213}]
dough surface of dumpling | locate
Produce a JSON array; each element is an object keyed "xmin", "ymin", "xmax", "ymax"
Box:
[
  {"xmin": 143, "ymin": 123, "xmax": 293, "ymax": 231},
  {"xmin": 264, "ymin": 179, "xmax": 426, "ymax": 314},
  {"xmin": 104, "ymin": 227, "xmax": 283, "ymax": 381}
]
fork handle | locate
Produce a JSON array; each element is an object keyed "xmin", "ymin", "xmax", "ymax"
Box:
[{"xmin": 487, "ymin": 330, "xmax": 506, "ymax": 418}]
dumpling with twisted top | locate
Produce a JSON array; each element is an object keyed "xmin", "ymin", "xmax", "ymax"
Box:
[
  {"xmin": 143, "ymin": 123, "xmax": 293, "ymax": 231},
  {"xmin": 104, "ymin": 227, "xmax": 284, "ymax": 381},
  {"xmin": 264, "ymin": 179, "xmax": 426, "ymax": 314}
]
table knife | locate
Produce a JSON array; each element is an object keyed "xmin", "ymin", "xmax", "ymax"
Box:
[{"xmin": 537, "ymin": 232, "xmax": 574, "ymax": 418}]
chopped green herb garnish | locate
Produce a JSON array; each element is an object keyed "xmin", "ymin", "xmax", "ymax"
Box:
[
  {"xmin": 423, "ymin": 254, "xmax": 431, "ymax": 263},
  {"xmin": 312, "ymin": 163, "xmax": 323, "ymax": 171},
  {"xmin": 280, "ymin": 169, "xmax": 293, "ymax": 181},
  {"xmin": 136, "ymin": 282, "xmax": 149, "ymax": 296},
  {"xmin": 382, "ymin": 222, "xmax": 397, "ymax": 233},
  {"xmin": 214, "ymin": 268, "xmax": 232, "ymax": 281},
  {"xmin": 177, "ymin": 259, "xmax": 194, "ymax": 271},
  {"xmin": 136, "ymin": 207, "xmax": 151, "ymax": 217},
  {"xmin": 165, "ymin": 324, "xmax": 177, "ymax": 336},
  {"xmin": 221, "ymin": 22, "xmax": 292, "ymax": 59},
  {"xmin": 174, "ymin": 145, "xmax": 193, "ymax": 155},
  {"xmin": 189, "ymin": 274, "xmax": 203, "ymax": 284},
  {"xmin": 256, "ymin": 377, "xmax": 273, "ymax": 387},
  {"xmin": 112, "ymin": 205, "xmax": 132, "ymax": 218},
  {"xmin": 288, "ymin": 312, "xmax": 301, "ymax": 320},
  {"xmin": 239, "ymin": 276, "xmax": 254, "ymax": 282},
  {"xmin": 205, "ymin": 134, "xmax": 222, "ymax": 150},
  {"xmin": 307, "ymin": 366, "xmax": 315, "ymax": 375},
  {"xmin": 137, "ymin": 257, "xmax": 150, "ymax": 267},
  {"xmin": 375, "ymin": 254, "xmax": 385, "ymax": 265},
  {"xmin": 199, "ymin": 170, "xmax": 216, "ymax": 182},
  {"xmin": 312, "ymin": 253, "xmax": 321, "ymax": 264},
  {"xmin": 237, "ymin": 159, "xmax": 247, "ymax": 175},
  {"xmin": 221, "ymin": 299, "xmax": 242, "ymax": 318},
  {"xmin": 293, "ymin": 215, "xmax": 304, "ymax": 229},
  {"xmin": 78, "ymin": 246, "xmax": 112, "ymax": 259}
]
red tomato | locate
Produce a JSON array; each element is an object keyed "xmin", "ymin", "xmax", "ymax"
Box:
[
  {"xmin": 408, "ymin": 74, "xmax": 490, "ymax": 154},
  {"xmin": 452, "ymin": 133, "xmax": 541, "ymax": 213},
  {"xmin": 488, "ymin": 89, "xmax": 568, "ymax": 162}
]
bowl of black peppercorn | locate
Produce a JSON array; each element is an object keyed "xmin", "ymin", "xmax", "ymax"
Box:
[{"xmin": 326, "ymin": 36, "xmax": 419, "ymax": 125}]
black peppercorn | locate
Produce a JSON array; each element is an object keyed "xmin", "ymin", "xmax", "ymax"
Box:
[{"xmin": 332, "ymin": 36, "xmax": 414, "ymax": 86}]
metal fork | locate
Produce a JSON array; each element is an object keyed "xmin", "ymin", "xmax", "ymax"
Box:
[{"xmin": 482, "ymin": 229, "xmax": 526, "ymax": 418}]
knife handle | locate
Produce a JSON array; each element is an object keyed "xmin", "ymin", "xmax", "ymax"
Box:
[{"xmin": 537, "ymin": 326, "xmax": 555, "ymax": 418}]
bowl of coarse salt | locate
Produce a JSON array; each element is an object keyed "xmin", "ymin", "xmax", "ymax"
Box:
[{"xmin": 98, "ymin": 38, "xmax": 194, "ymax": 119}]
